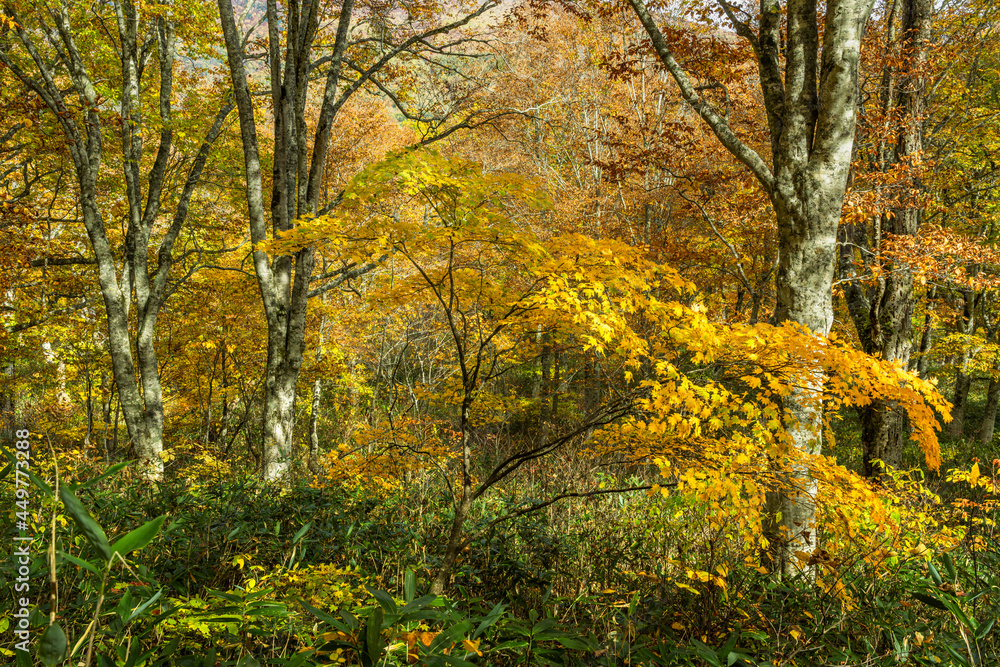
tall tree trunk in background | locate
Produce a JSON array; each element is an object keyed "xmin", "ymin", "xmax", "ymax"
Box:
[
  {"xmin": 308, "ymin": 306, "xmax": 330, "ymax": 475},
  {"xmin": 977, "ymin": 306, "xmax": 1000, "ymax": 445},
  {"xmin": 0, "ymin": 2, "xmax": 231, "ymax": 480},
  {"xmin": 629, "ymin": 0, "xmax": 874, "ymax": 575},
  {"xmin": 308, "ymin": 378, "xmax": 323, "ymax": 474},
  {"xmin": 951, "ymin": 369, "xmax": 972, "ymax": 439},
  {"xmin": 431, "ymin": 405, "xmax": 474, "ymax": 595},
  {"xmin": 844, "ymin": 0, "xmax": 932, "ymax": 478},
  {"xmin": 913, "ymin": 287, "xmax": 937, "ymax": 378},
  {"xmin": 950, "ymin": 289, "xmax": 977, "ymax": 439},
  {"xmin": 1, "ymin": 361, "xmax": 13, "ymax": 444},
  {"xmin": 217, "ymin": 0, "xmax": 352, "ymax": 481},
  {"xmin": 217, "ymin": 0, "xmax": 498, "ymax": 482},
  {"xmin": 979, "ymin": 377, "xmax": 1000, "ymax": 446},
  {"xmin": 102, "ymin": 371, "xmax": 113, "ymax": 460}
]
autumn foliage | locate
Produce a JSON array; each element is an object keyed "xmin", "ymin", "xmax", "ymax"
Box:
[{"xmin": 2, "ymin": 0, "xmax": 1000, "ymax": 665}]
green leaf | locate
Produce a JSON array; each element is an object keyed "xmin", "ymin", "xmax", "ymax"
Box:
[
  {"xmin": 721, "ymin": 633, "xmax": 739, "ymax": 656},
  {"xmin": 690, "ymin": 639, "xmax": 723, "ymax": 667},
  {"xmin": 363, "ymin": 606, "xmax": 384, "ymax": 667},
  {"xmin": 531, "ymin": 617, "xmax": 558, "ymax": 634},
  {"xmin": 473, "ymin": 602, "xmax": 506, "ymax": 639},
  {"xmin": 57, "ymin": 550, "xmax": 100, "ymax": 577},
  {"xmin": 943, "ymin": 641, "xmax": 972, "ymax": 666},
  {"xmin": 975, "ymin": 617, "xmax": 994, "ymax": 641},
  {"xmin": 942, "ymin": 553, "xmax": 957, "ymax": 582},
  {"xmin": 913, "ymin": 592, "xmax": 947, "ymax": 610},
  {"xmin": 367, "ymin": 587, "xmax": 397, "ymax": 615},
  {"xmin": 400, "ymin": 594, "xmax": 437, "ymax": 615},
  {"xmin": 292, "ymin": 521, "xmax": 312, "ymax": 544},
  {"xmin": 150, "ymin": 637, "xmax": 181, "ymax": 666},
  {"xmin": 59, "ymin": 485, "xmax": 111, "ymax": 562},
  {"xmin": 111, "ymin": 515, "xmax": 166, "ymax": 558},
  {"xmin": 928, "ymin": 563, "xmax": 944, "ymax": 587},
  {"xmin": 116, "ymin": 589, "xmax": 135, "ymax": 623},
  {"xmin": 205, "ymin": 589, "xmax": 242, "ymax": 603},
  {"xmin": 126, "ymin": 589, "xmax": 163, "ymax": 624},
  {"xmin": 554, "ymin": 636, "xmax": 593, "ymax": 650},
  {"xmin": 340, "ymin": 607, "xmax": 359, "ymax": 631},
  {"xmin": 37, "ymin": 623, "xmax": 68, "ymax": 666},
  {"xmin": 404, "ymin": 568, "xmax": 416, "ymax": 603},
  {"xmin": 279, "ymin": 651, "xmax": 313, "ymax": 667},
  {"xmin": 299, "ymin": 598, "xmax": 341, "ymax": 626},
  {"xmin": 75, "ymin": 462, "xmax": 130, "ymax": 491},
  {"xmin": 489, "ymin": 639, "xmax": 530, "ymax": 651},
  {"xmin": 945, "ymin": 598, "xmax": 975, "ymax": 630},
  {"xmin": 429, "ymin": 621, "xmax": 473, "ymax": 653}
]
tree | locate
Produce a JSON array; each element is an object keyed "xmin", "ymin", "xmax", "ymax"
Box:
[
  {"xmin": 216, "ymin": 0, "xmax": 505, "ymax": 482},
  {"xmin": 625, "ymin": 0, "xmax": 876, "ymax": 572},
  {"xmin": 839, "ymin": 0, "xmax": 950, "ymax": 477},
  {"xmin": 0, "ymin": 0, "xmax": 233, "ymax": 478}
]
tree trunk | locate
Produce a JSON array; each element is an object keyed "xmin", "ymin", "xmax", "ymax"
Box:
[
  {"xmin": 431, "ymin": 403, "xmax": 474, "ymax": 595},
  {"xmin": 978, "ymin": 377, "xmax": 1000, "ymax": 446},
  {"xmin": 431, "ymin": 494, "xmax": 472, "ymax": 595},
  {"xmin": 629, "ymin": 0, "xmax": 874, "ymax": 575},
  {"xmin": 218, "ymin": 0, "xmax": 347, "ymax": 482},
  {"xmin": 2, "ymin": 360, "xmax": 14, "ymax": 444},
  {"xmin": 838, "ymin": 0, "xmax": 931, "ymax": 478},
  {"xmin": 217, "ymin": 0, "xmax": 501, "ymax": 482},
  {"xmin": 84, "ymin": 365, "xmax": 93, "ymax": 453},
  {"xmin": 950, "ymin": 290, "xmax": 978, "ymax": 439},
  {"xmin": 102, "ymin": 371, "xmax": 113, "ymax": 460},
  {"xmin": 0, "ymin": 4, "xmax": 231, "ymax": 480},
  {"xmin": 261, "ymin": 360, "xmax": 302, "ymax": 480},
  {"xmin": 950, "ymin": 370, "xmax": 972, "ymax": 440},
  {"xmin": 763, "ymin": 184, "xmax": 842, "ymax": 574},
  {"xmin": 915, "ymin": 298, "xmax": 935, "ymax": 379},
  {"xmin": 308, "ymin": 378, "xmax": 323, "ymax": 474},
  {"xmin": 860, "ymin": 401, "xmax": 906, "ymax": 474}
]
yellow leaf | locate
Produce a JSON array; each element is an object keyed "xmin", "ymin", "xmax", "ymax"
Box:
[
  {"xmin": 671, "ymin": 622, "xmax": 685, "ymax": 631},
  {"xmin": 462, "ymin": 638, "xmax": 483, "ymax": 656},
  {"xmin": 970, "ymin": 462, "xmax": 980, "ymax": 486}
]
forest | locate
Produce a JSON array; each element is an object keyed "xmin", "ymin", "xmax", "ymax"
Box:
[{"xmin": 1, "ymin": 0, "xmax": 999, "ymax": 664}]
